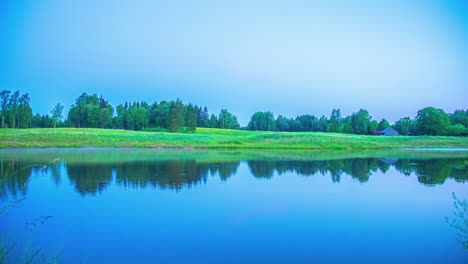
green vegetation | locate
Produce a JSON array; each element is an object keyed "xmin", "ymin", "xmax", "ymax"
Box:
[
  {"xmin": 66, "ymin": 93, "xmax": 239, "ymax": 132},
  {"xmin": 445, "ymin": 193, "xmax": 468, "ymax": 249},
  {"xmin": 251, "ymin": 107, "xmax": 468, "ymax": 136},
  {"xmin": 50, "ymin": 103, "xmax": 64, "ymax": 129},
  {"xmin": 1, "ymin": 127, "xmax": 467, "ymax": 149},
  {"xmin": 1, "ymin": 90, "xmax": 467, "ymax": 136},
  {"xmin": 415, "ymin": 107, "xmax": 451, "ymax": 135},
  {"xmin": 0, "ymin": 200, "xmax": 60, "ymax": 264},
  {"xmin": 0, "ymin": 90, "xmax": 32, "ymax": 129}
]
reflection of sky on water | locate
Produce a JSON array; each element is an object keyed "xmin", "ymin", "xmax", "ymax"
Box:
[{"xmin": 0, "ymin": 150, "xmax": 467, "ymax": 263}]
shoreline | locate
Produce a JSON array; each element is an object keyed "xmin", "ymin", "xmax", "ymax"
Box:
[{"xmin": 1, "ymin": 127, "xmax": 467, "ymax": 150}]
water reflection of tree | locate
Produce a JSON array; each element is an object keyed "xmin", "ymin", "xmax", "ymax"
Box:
[
  {"xmin": 247, "ymin": 158, "xmax": 393, "ymax": 183},
  {"xmin": 445, "ymin": 193, "xmax": 468, "ymax": 249},
  {"xmin": 215, "ymin": 162, "xmax": 239, "ymax": 181},
  {"xmin": 393, "ymin": 158, "xmax": 468, "ymax": 185},
  {"xmin": 0, "ymin": 157, "xmax": 466, "ymax": 197},
  {"xmin": 66, "ymin": 160, "xmax": 240, "ymax": 194},
  {"xmin": 0, "ymin": 160, "xmax": 32, "ymax": 200},
  {"xmin": 66, "ymin": 163, "xmax": 114, "ymax": 196},
  {"xmin": 1, "ymin": 159, "xmax": 62, "ymax": 200},
  {"xmin": 245, "ymin": 158, "xmax": 467, "ymax": 185}
]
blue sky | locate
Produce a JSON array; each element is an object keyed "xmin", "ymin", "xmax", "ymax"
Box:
[{"xmin": 1, "ymin": 0, "xmax": 467, "ymax": 124}]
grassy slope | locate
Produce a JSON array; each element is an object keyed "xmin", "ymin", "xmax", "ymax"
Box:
[{"xmin": 0, "ymin": 127, "xmax": 467, "ymax": 149}]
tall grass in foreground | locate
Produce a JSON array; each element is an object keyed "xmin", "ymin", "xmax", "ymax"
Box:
[
  {"xmin": 446, "ymin": 193, "xmax": 468, "ymax": 249},
  {"xmin": 0, "ymin": 163, "xmax": 61, "ymax": 264}
]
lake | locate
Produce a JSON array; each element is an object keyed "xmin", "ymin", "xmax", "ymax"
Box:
[{"xmin": 0, "ymin": 148, "xmax": 467, "ymax": 263}]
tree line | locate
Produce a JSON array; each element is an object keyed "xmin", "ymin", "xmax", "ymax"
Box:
[
  {"xmin": 0, "ymin": 90, "xmax": 33, "ymax": 128},
  {"xmin": 1, "ymin": 90, "xmax": 466, "ymax": 136},
  {"xmin": 62, "ymin": 93, "xmax": 238, "ymax": 132},
  {"xmin": 247, "ymin": 108, "xmax": 468, "ymax": 136}
]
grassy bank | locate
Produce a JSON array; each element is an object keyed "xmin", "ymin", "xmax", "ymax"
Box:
[{"xmin": 0, "ymin": 127, "xmax": 467, "ymax": 149}]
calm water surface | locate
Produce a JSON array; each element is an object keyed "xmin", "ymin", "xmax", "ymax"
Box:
[{"xmin": 0, "ymin": 148, "xmax": 467, "ymax": 263}]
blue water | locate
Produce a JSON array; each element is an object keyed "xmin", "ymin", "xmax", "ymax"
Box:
[{"xmin": 0, "ymin": 149, "xmax": 467, "ymax": 263}]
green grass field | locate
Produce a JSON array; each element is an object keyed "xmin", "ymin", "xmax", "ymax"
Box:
[{"xmin": 0, "ymin": 127, "xmax": 467, "ymax": 149}]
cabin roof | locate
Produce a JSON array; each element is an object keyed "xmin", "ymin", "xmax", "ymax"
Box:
[{"xmin": 378, "ymin": 128, "xmax": 398, "ymax": 134}]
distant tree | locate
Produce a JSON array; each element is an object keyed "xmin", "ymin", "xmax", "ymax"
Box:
[
  {"xmin": 68, "ymin": 93, "xmax": 114, "ymax": 129},
  {"xmin": 376, "ymin": 119, "xmax": 391, "ymax": 132},
  {"xmin": 120, "ymin": 102, "xmax": 134, "ymax": 130},
  {"xmin": 197, "ymin": 106, "xmax": 210, "ymax": 128},
  {"xmin": 31, "ymin": 113, "xmax": 41, "ymax": 128},
  {"xmin": 86, "ymin": 104, "xmax": 100, "ymax": 128},
  {"xmin": 318, "ymin": 115, "xmax": 329, "ymax": 132},
  {"xmin": 51, "ymin": 103, "xmax": 64, "ymax": 128},
  {"xmin": 449, "ymin": 110, "xmax": 468, "ymax": 128},
  {"xmin": 32, "ymin": 114, "xmax": 54, "ymax": 128},
  {"xmin": 415, "ymin": 107, "xmax": 451, "ymax": 135},
  {"xmin": 7, "ymin": 89, "xmax": 465, "ymax": 137},
  {"xmin": 6, "ymin": 91, "xmax": 20, "ymax": 128},
  {"xmin": 131, "ymin": 106, "xmax": 149, "ymax": 130},
  {"xmin": 0, "ymin": 90, "xmax": 32, "ymax": 128},
  {"xmin": 169, "ymin": 99, "xmax": 185, "ymax": 132},
  {"xmin": 149, "ymin": 101, "xmax": 171, "ymax": 129},
  {"xmin": 147, "ymin": 102, "xmax": 158, "ymax": 127},
  {"xmin": 218, "ymin": 109, "xmax": 240, "ymax": 129},
  {"xmin": 202, "ymin": 107, "xmax": 210, "ymax": 127},
  {"xmin": 114, "ymin": 104, "xmax": 126, "ymax": 129},
  {"xmin": 185, "ymin": 103, "xmax": 198, "ymax": 132},
  {"xmin": 369, "ymin": 120, "xmax": 378, "ymax": 134},
  {"xmin": 67, "ymin": 107, "xmax": 79, "ymax": 127},
  {"xmin": 42, "ymin": 115, "xmax": 54, "ymax": 128},
  {"xmin": 98, "ymin": 97, "xmax": 113, "ymax": 128},
  {"xmin": 276, "ymin": 115, "xmax": 290, "ymax": 131},
  {"xmin": 342, "ymin": 116, "xmax": 353, "ymax": 134},
  {"xmin": 0, "ymin": 90, "xmax": 11, "ymax": 128},
  {"xmin": 17, "ymin": 93, "xmax": 32, "ymax": 128},
  {"xmin": 98, "ymin": 108, "xmax": 112, "ymax": 128},
  {"xmin": 248, "ymin": 112, "xmax": 276, "ymax": 131},
  {"xmin": 393, "ymin": 117, "xmax": 414, "ymax": 135},
  {"xmin": 448, "ymin": 124, "xmax": 468, "ymax": 136},
  {"xmin": 350, "ymin": 109, "xmax": 373, "ymax": 135},
  {"xmin": 296, "ymin": 115, "xmax": 316, "ymax": 131},
  {"xmin": 328, "ymin": 109, "xmax": 342, "ymax": 133},
  {"xmin": 289, "ymin": 119, "xmax": 303, "ymax": 131},
  {"xmin": 208, "ymin": 114, "xmax": 218, "ymax": 128}
]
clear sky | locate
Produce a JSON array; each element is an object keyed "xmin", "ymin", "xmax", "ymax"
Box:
[{"xmin": 1, "ymin": 0, "xmax": 467, "ymax": 125}]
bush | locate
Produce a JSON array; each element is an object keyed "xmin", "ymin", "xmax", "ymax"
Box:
[{"xmin": 448, "ymin": 124, "xmax": 468, "ymax": 136}]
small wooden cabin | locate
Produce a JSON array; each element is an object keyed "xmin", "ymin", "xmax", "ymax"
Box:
[{"xmin": 377, "ymin": 128, "xmax": 399, "ymax": 136}]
